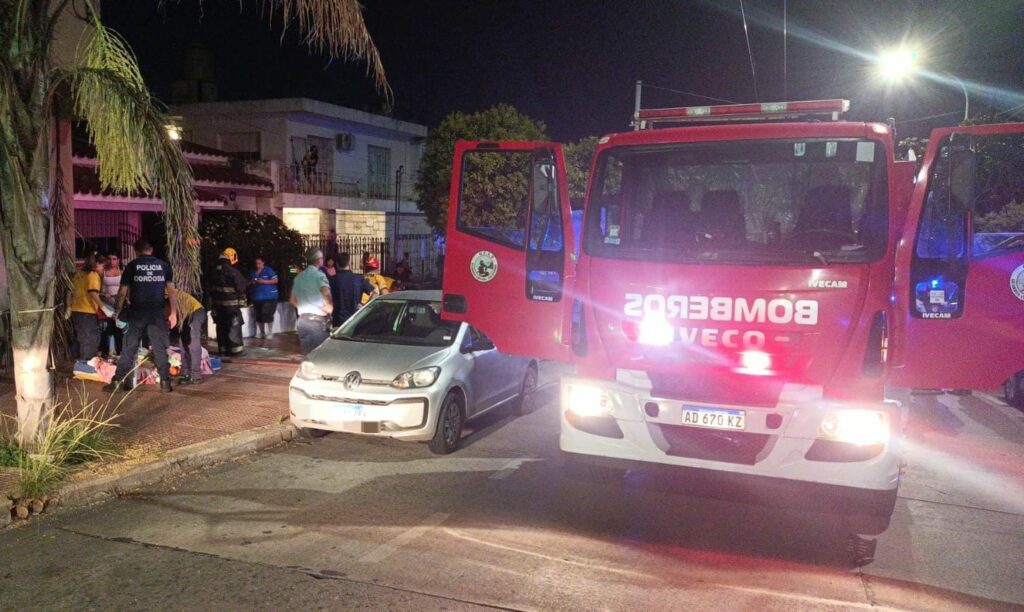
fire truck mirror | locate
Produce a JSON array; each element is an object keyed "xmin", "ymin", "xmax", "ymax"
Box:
[
  {"xmin": 531, "ymin": 160, "xmax": 559, "ymax": 215},
  {"xmin": 948, "ymin": 147, "xmax": 976, "ymax": 213}
]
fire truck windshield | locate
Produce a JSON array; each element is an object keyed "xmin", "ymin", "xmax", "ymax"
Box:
[{"xmin": 584, "ymin": 138, "xmax": 888, "ymax": 265}]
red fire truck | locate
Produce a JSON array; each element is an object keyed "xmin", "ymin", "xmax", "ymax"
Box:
[{"xmin": 441, "ymin": 99, "xmax": 1024, "ymax": 533}]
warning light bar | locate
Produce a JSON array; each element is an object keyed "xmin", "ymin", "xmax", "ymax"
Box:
[{"xmin": 634, "ymin": 99, "xmax": 850, "ymax": 128}]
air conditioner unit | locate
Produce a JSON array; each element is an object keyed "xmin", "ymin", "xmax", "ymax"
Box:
[{"xmin": 336, "ymin": 132, "xmax": 354, "ymax": 151}]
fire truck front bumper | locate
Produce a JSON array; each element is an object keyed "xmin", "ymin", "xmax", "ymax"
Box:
[{"xmin": 559, "ymin": 375, "xmax": 903, "ymax": 504}]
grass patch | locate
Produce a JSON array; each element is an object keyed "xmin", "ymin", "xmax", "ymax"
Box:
[{"xmin": 2, "ymin": 382, "xmax": 125, "ymax": 498}]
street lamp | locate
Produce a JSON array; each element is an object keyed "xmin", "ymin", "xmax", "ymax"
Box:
[
  {"xmin": 876, "ymin": 47, "xmax": 918, "ymax": 83},
  {"xmin": 875, "ymin": 46, "xmax": 969, "ymax": 122}
]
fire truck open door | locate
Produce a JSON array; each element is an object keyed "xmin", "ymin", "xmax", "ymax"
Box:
[
  {"xmin": 441, "ymin": 141, "xmax": 574, "ymax": 362},
  {"xmin": 892, "ymin": 123, "xmax": 1024, "ymax": 391}
]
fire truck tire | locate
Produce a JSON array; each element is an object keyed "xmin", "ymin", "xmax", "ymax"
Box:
[
  {"xmin": 513, "ymin": 363, "xmax": 538, "ymax": 416},
  {"xmin": 428, "ymin": 392, "xmax": 464, "ymax": 455},
  {"xmin": 1003, "ymin": 373, "xmax": 1024, "ymax": 408},
  {"xmin": 845, "ymin": 533, "xmax": 878, "ymax": 567},
  {"xmin": 298, "ymin": 427, "xmax": 329, "ymax": 439}
]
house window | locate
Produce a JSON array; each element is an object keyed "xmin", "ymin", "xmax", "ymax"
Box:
[{"xmin": 368, "ymin": 145, "xmax": 391, "ymax": 199}]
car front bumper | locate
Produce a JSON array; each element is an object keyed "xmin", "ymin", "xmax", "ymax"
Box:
[{"xmin": 289, "ymin": 377, "xmax": 445, "ymax": 441}]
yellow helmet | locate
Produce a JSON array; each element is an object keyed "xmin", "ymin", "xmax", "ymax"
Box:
[{"xmin": 220, "ymin": 247, "xmax": 238, "ymax": 265}]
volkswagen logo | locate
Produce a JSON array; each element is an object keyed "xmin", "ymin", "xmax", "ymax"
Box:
[{"xmin": 343, "ymin": 371, "xmax": 362, "ymax": 390}]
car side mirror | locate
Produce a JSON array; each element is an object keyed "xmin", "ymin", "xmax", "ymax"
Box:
[{"xmin": 461, "ymin": 338, "xmax": 494, "ymax": 353}]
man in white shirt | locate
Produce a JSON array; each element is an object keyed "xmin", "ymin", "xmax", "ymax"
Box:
[{"xmin": 289, "ymin": 247, "xmax": 334, "ymax": 354}]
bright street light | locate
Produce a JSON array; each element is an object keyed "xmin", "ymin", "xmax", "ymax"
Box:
[
  {"xmin": 875, "ymin": 45, "xmax": 969, "ymax": 122},
  {"xmin": 876, "ymin": 47, "xmax": 918, "ymax": 83}
]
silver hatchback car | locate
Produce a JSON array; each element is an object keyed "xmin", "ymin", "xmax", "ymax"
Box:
[{"xmin": 289, "ymin": 290, "xmax": 538, "ymax": 453}]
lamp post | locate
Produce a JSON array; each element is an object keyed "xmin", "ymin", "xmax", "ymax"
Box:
[
  {"xmin": 875, "ymin": 46, "xmax": 969, "ymax": 122},
  {"xmin": 393, "ymin": 165, "xmax": 404, "ymax": 266}
]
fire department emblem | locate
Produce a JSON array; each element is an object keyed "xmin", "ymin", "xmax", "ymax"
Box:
[
  {"xmin": 1010, "ymin": 264, "xmax": 1024, "ymax": 302},
  {"xmin": 470, "ymin": 251, "xmax": 498, "ymax": 283}
]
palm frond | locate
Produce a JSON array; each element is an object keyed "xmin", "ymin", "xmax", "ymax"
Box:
[
  {"xmin": 69, "ymin": 20, "xmax": 201, "ymax": 292},
  {"xmin": 258, "ymin": 0, "xmax": 390, "ymax": 97}
]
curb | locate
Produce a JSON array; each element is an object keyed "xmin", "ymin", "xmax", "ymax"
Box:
[{"xmin": 58, "ymin": 422, "xmax": 298, "ymax": 508}]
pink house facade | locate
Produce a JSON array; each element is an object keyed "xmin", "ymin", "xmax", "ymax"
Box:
[{"xmin": 71, "ymin": 133, "xmax": 274, "ymax": 260}]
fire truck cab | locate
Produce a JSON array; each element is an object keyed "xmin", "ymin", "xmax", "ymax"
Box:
[{"xmin": 441, "ymin": 100, "xmax": 1024, "ymax": 532}]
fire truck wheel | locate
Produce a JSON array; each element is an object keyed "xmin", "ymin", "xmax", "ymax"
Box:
[
  {"xmin": 513, "ymin": 363, "xmax": 538, "ymax": 416},
  {"xmin": 845, "ymin": 533, "xmax": 878, "ymax": 567},
  {"xmin": 1003, "ymin": 373, "xmax": 1024, "ymax": 408},
  {"xmin": 429, "ymin": 392, "xmax": 464, "ymax": 455},
  {"xmin": 298, "ymin": 427, "xmax": 329, "ymax": 439}
]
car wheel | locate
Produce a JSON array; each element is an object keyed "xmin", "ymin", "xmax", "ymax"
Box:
[
  {"xmin": 1004, "ymin": 373, "xmax": 1024, "ymax": 408},
  {"xmin": 428, "ymin": 392, "xmax": 464, "ymax": 455},
  {"xmin": 513, "ymin": 364, "xmax": 539, "ymax": 416},
  {"xmin": 298, "ymin": 427, "xmax": 329, "ymax": 439}
]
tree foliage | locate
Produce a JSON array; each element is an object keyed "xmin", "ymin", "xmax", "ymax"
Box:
[
  {"xmin": 565, "ymin": 136, "xmax": 598, "ymax": 203},
  {"xmin": 415, "ymin": 105, "xmax": 547, "ymax": 233},
  {"xmin": 200, "ymin": 213, "xmax": 305, "ymax": 296}
]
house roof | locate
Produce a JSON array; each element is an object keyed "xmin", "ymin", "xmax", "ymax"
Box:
[
  {"xmin": 73, "ymin": 165, "xmax": 228, "ymax": 204},
  {"xmin": 72, "ymin": 135, "xmax": 232, "ymax": 161}
]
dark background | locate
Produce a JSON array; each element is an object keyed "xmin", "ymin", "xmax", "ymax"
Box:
[{"xmin": 102, "ymin": 0, "xmax": 1024, "ymax": 141}]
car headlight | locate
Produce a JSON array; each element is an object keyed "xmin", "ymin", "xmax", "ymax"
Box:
[
  {"xmin": 566, "ymin": 383, "xmax": 614, "ymax": 417},
  {"xmin": 296, "ymin": 361, "xmax": 318, "ymax": 381},
  {"xmin": 392, "ymin": 367, "xmax": 440, "ymax": 389},
  {"xmin": 820, "ymin": 410, "xmax": 889, "ymax": 446}
]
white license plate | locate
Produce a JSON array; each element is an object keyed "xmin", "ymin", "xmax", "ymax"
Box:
[
  {"xmin": 310, "ymin": 403, "xmax": 365, "ymax": 422},
  {"xmin": 681, "ymin": 406, "xmax": 745, "ymax": 430}
]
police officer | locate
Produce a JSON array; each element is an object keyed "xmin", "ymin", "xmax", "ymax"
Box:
[
  {"xmin": 209, "ymin": 247, "xmax": 248, "ymax": 356},
  {"xmin": 104, "ymin": 238, "xmax": 176, "ymax": 393}
]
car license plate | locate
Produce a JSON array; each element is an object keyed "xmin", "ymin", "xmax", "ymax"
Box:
[
  {"xmin": 310, "ymin": 403, "xmax": 365, "ymax": 422},
  {"xmin": 681, "ymin": 406, "xmax": 745, "ymax": 430}
]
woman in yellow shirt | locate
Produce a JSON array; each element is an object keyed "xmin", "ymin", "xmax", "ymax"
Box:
[{"xmin": 70, "ymin": 253, "xmax": 105, "ymax": 362}]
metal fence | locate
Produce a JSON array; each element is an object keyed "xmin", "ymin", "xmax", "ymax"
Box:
[
  {"xmin": 301, "ymin": 233, "xmax": 444, "ymax": 284},
  {"xmin": 280, "ymin": 167, "xmax": 362, "ymax": 198}
]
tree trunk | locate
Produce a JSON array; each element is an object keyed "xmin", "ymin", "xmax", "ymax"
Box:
[
  {"xmin": 0, "ymin": 212, "xmax": 57, "ymax": 450},
  {"xmin": 0, "ymin": 81, "xmax": 58, "ymax": 451}
]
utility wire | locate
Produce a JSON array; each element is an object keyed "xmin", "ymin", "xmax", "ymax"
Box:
[
  {"xmin": 739, "ymin": 0, "xmax": 759, "ymax": 102},
  {"xmin": 897, "ymin": 111, "xmax": 963, "ymax": 125},
  {"xmin": 643, "ymin": 84, "xmax": 738, "ymax": 104}
]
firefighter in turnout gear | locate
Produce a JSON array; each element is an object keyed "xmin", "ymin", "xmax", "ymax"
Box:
[{"xmin": 210, "ymin": 247, "xmax": 248, "ymax": 356}]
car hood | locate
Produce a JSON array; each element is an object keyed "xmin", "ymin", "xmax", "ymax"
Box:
[{"xmin": 306, "ymin": 339, "xmax": 452, "ymax": 381}]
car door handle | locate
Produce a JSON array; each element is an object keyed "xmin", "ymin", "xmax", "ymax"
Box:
[{"xmin": 443, "ymin": 293, "xmax": 467, "ymax": 314}]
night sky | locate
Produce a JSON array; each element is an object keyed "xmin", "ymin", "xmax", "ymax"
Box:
[{"xmin": 102, "ymin": 0, "xmax": 1024, "ymax": 141}]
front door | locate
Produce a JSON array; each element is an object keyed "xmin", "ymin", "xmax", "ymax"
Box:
[
  {"xmin": 892, "ymin": 123, "xmax": 1024, "ymax": 389},
  {"xmin": 441, "ymin": 141, "xmax": 574, "ymax": 362}
]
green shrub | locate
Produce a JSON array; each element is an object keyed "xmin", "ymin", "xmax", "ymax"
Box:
[{"xmin": 200, "ymin": 213, "xmax": 305, "ymax": 299}]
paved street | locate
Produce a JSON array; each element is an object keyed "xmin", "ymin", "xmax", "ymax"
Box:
[{"xmin": 2, "ymin": 368, "xmax": 1023, "ymax": 610}]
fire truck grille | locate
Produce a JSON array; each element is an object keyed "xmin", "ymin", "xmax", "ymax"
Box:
[{"xmin": 653, "ymin": 424, "xmax": 770, "ymax": 465}]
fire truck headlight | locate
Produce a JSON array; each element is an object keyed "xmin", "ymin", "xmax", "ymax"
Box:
[
  {"xmin": 566, "ymin": 384, "xmax": 613, "ymax": 417},
  {"xmin": 637, "ymin": 316, "xmax": 675, "ymax": 346},
  {"xmin": 737, "ymin": 350, "xmax": 772, "ymax": 376},
  {"xmin": 820, "ymin": 410, "xmax": 889, "ymax": 446}
]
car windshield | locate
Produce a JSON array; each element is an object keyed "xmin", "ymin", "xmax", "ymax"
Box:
[
  {"xmin": 331, "ymin": 299, "xmax": 460, "ymax": 347},
  {"xmin": 584, "ymin": 138, "xmax": 889, "ymax": 265}
]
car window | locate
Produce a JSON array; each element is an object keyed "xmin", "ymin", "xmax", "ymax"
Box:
[{"xmin": 333, "ymin": 299, "xmax": 459, "ymax": 346}]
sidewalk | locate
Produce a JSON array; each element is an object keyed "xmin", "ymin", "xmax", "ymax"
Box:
[{"xmin": 1, "ymin": 332, "xmax": 304, "ymax": 503}]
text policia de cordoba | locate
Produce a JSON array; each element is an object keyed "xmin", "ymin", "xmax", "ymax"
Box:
[
  {"xmin": 133, "ymin": 264, "xmax": 166, "ymax": 283},
  {"xmin": 624, "ymin": 293, "xmax": 819, "ymax": 349}
]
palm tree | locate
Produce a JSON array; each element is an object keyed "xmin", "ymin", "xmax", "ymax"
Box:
[{"xmin": 0, "ymin": 0, "xmax": 387, "ymax": 448}]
